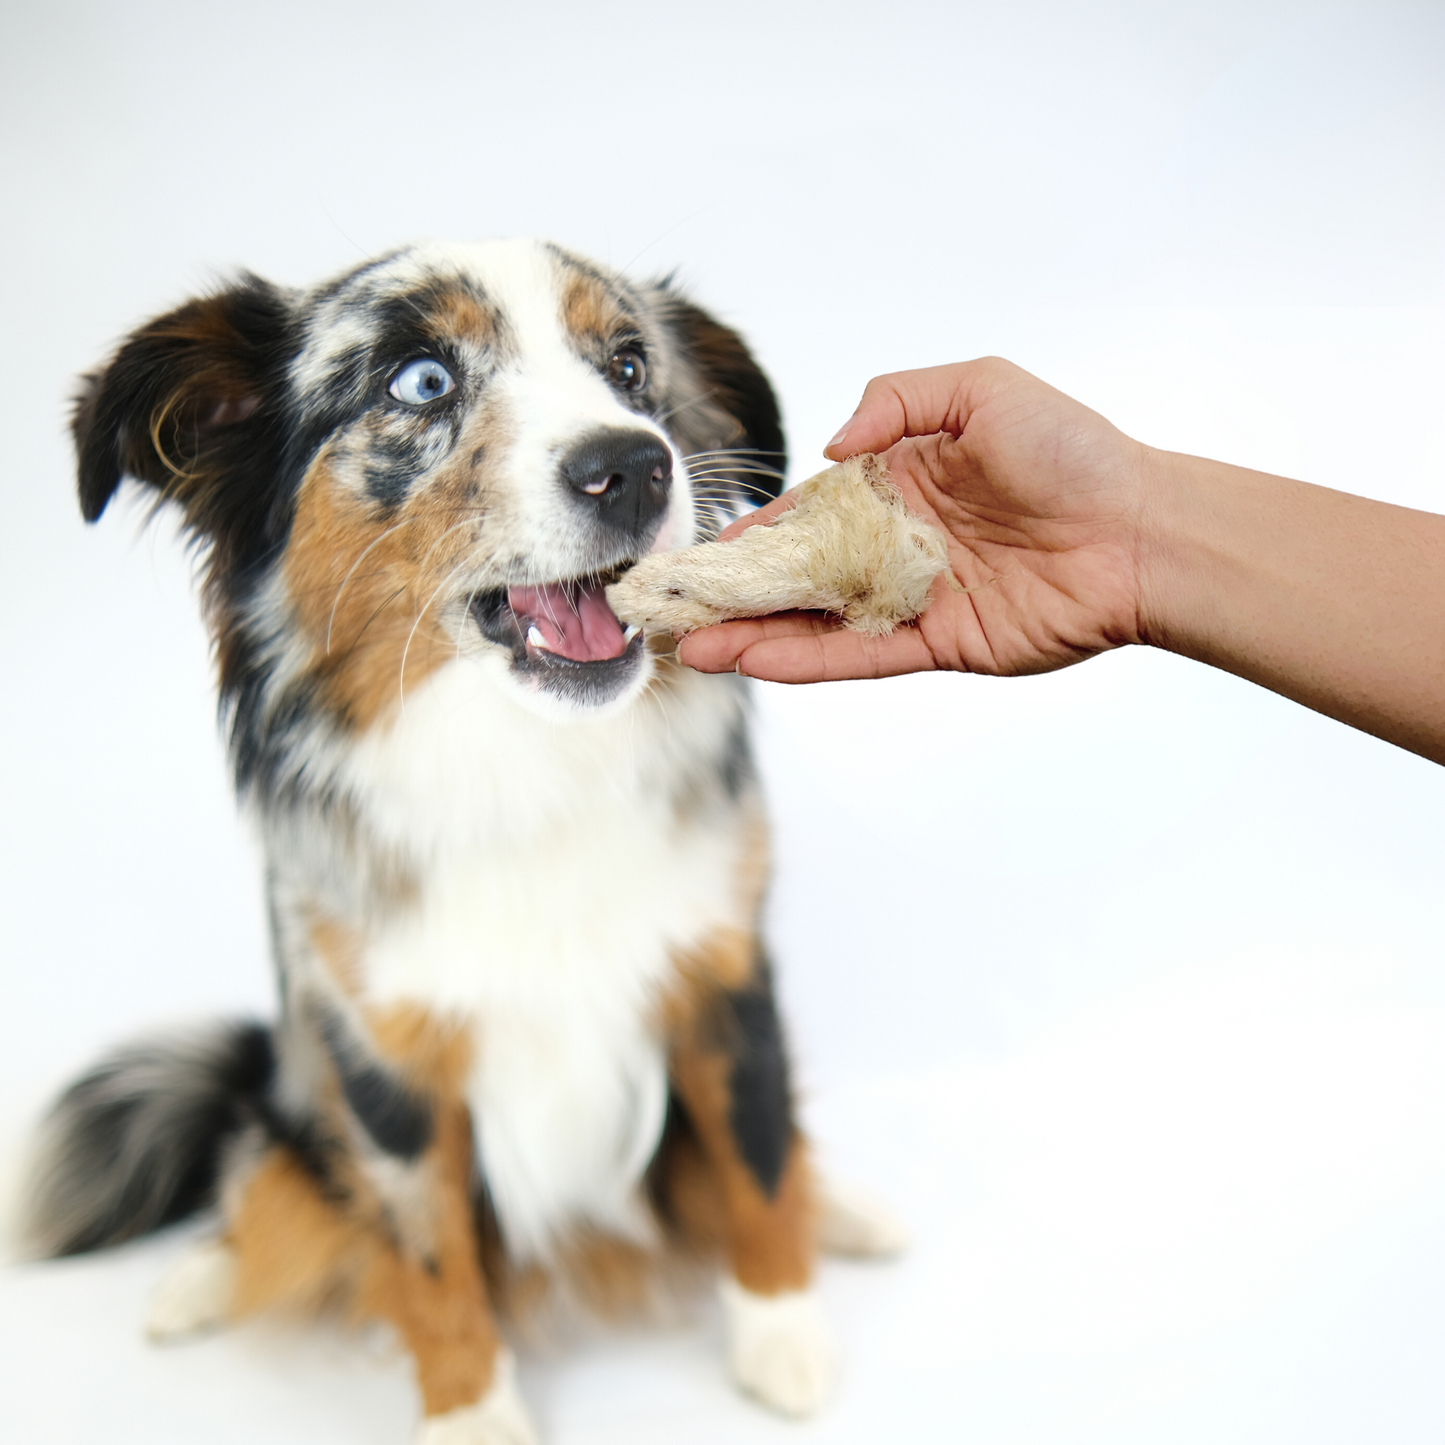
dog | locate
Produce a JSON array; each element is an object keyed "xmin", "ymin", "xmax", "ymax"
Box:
[{"xmin": 26, "ymin": 240, "xmax": 900, "ymax": 1444}]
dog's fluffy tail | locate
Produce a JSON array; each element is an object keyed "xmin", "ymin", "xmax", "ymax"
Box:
[{"xmin": 24, "ymin": 1022, "xmax": 273, "ymax": 1258}]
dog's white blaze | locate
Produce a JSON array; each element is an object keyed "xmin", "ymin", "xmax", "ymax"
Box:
[
  {"xmin": 342, "ymin": 659, "xmax": 749, "ymax": 1256},
  {"xmin": 483, "ymin": 241, "xmax": 696, "ymax": 577}
]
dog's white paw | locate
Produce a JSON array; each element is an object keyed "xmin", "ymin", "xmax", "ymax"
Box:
[
  {"xmin": 815, "ymin": 1175, "xmax": 910, "ymax": 1259},
  {"xmin": 719, "ymin": 1278, "xmax": 833, "ymax": 1418},
  {"xmin": 146, "ymin": 1237, "xmax": 236, "ymax": 1342},
  {"xmin": 415, "ymin": 1351, "xmax": 538, "ymax": 1445}
]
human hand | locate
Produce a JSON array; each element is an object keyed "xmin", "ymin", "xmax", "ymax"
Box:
[{"xmin": 678, "ymin": 357, "xmax": 1150, "ymax": 682}]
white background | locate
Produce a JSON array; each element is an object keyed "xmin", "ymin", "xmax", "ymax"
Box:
[{"xmin": 2, "ymin": 2, "xmax": 1444, "ymax": 1441}]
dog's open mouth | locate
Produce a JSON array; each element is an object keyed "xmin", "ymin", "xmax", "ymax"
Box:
[
  {"xmin": 509, "ymin": 579, "xmax": 638, "ymax": 662},
  {"xmin": 471, "ymin": 569, "xmax": 646, "ymax": 706}
]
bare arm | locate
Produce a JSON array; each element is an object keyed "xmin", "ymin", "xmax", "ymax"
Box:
[
  {"xmin": 1137, "ymin": 449, "xmax": 1445, "ymax": 765},
  {"xmin": 678, "ymin": 358, "xmax": 1445, "ymax": 766}
]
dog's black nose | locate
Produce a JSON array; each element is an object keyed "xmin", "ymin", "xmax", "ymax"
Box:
[{"xmin": 560, "ymin": 429, "xmax": 672, "ymax": 536}]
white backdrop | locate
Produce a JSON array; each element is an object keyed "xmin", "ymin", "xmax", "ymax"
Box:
[{"xmin": 2, "ymin": 2, "xmax": 1443, "ymax": 1442}]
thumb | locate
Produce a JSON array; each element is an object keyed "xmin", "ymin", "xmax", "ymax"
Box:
[{"xmin": 822, "ymin": 360, "xmax": 988, "ymax": 460}]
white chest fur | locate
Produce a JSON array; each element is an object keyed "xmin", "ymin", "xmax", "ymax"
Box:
[{"xmin": 337, "ymin": 659, "xmax": 750, "ymax": 1258}]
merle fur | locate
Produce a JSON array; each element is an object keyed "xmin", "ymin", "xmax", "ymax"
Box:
[
  {"xmin": 70, "ymin": 266, "xmax": 785, "ymax": 800},
  {"xmin": 46, "ymin": 249, "xmax": 794, "ymax": 1262}
]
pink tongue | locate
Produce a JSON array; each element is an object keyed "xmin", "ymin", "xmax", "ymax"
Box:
[{"xmin": 508, "ymin": 581, "xmax": 629, "ymax": 663}]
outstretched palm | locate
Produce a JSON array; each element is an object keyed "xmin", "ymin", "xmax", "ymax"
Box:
[{"xmin": 680, "ymin": 359, "xmax": 1149, "ymax": 683}]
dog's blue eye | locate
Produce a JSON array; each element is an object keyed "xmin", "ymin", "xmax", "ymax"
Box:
[{"xmin": 389, "ymin": 359, "xmax": 455, "ymax": 406}]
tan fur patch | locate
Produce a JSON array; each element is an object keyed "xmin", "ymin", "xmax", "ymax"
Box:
[
  {"xmin": 281, "ymin": 448, "xmax": 488, "ymax": 728},
  {"xmin": 227, "ymin": 1149, "xmax": 365, "ymax": 1317},
  {"xmin": 426, "ymin": 287, "xmax": 495, "ymax": 346},
  {"xmin": 365, "ymin": 1003, "xmax": 474, "ymax": 1097},
  {"xmin": 354, "ymin": 1104, "xmax": 500, "ymax": 1415},
  {"xmin": 309, "ymin": 916, "xmax": 363, "ymax": 995},
  {"xmin": 561, "ymin": 271, "xmax": 625, "ymax": 349},
  {"xmin": 227, "ymin": 1107, "xmax": 500, "ymax": 1417},
  {"xmin": 662, "ymin": 930, "xmax": 817, "ymax": 1297},
  {"xmin": 667, "ymin": 1042, "xmax": 814, "ymax": 1295},
  {"xmin": 669, "ymin": 927, "xmax": 756, "ymax": 1010},
  {"xmin": 652, "ymin": 1119, "xmax": 728, "ymax": 1253},
  {"xmin": 726, "ymin": 1148, "xmax": 815, "ymax": 1295}
]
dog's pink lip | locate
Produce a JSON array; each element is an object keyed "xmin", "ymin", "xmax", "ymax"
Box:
[{"xmin": 507, "ymin": 580, "xmax": 629, "ymax": 663}]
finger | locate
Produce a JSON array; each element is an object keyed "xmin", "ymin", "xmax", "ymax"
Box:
[
  {"xmin": 736, "ymin": 624, "xmax": 940, "ymax": 683},
  {"xmin": 714, "ymin": 488, "xmax": 799, "ymax": 542},
  {"xmin": 823, "ymin": 359, "xmax": 1019, "ymax": 460},
  {"xmin": 678, "ymin": 613, "xmax": 940, "ymax": 682},
  {"xmin": 823, "ymin": 364, "xmax": 972, "ymax": 459},
  {"xmin": 677, "ymin": 614, "xmax": 821, "ymax": 672}
]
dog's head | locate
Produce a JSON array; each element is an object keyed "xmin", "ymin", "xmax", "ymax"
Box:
[{"xmin": 74, "ymin": 241, "xmax": 784, "ymax": 762}]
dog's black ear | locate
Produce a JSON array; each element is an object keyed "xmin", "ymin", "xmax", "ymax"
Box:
[
  {"xmin": 73, "ymin": 277, "xmax": 296, "ymax": 571},
  {"xmin": 659, "ymin": 294, "xmax": 788, "ymax": 501}
]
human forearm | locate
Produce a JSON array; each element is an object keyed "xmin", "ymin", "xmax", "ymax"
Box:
[
  {"xmin": 1138, "ymin": 450, "xmax": 1445, "ymax": 765},
  {"xmin": 679, "ymin": 357, "xmax": 1445, "ymax": 768}
]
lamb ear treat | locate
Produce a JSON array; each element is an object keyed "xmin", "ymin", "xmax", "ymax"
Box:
[{"xmin": 607, "ymin": 453, "xmax": 951, "ymax": 638}]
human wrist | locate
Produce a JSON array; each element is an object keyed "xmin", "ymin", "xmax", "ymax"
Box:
[
  {"xmin": 1132, "ymin": 446, "xmax": 1237, "ymax": 660},
  {"xmin": 1131, "ymin": 446, "xmax": 1319, "ymax": 672}
]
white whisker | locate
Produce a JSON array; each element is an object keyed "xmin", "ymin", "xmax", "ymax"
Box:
[
  {"xmin": 399, "ymin": 554, "xmax": 483, "ymax": 714},
  {"xmin": 325, "ymin": 505, "xmax": 488, "ymax": 654},
  {"xmin": 686, "ymin": 482, "xmax": 781, "ymax": 503},
  {"xmin": 412, "ymin": 511, "xmax": 489, "ymax": 581},
  {"xmin": 689, "ymin": 471, "xmax": 771, "ymax": 480},
  {"xmin": 455, "ymin": 579, "xmax": 486, "ymax": 666},
  {"xmin": 652, "ymin": 387, "xmax": 720, "ymax": 427},
  {"xmin": 326, "ymin": 517, "xmax": 417, "ymax": 654},
  {"xmin": 681, "ymin": 448, "xmax": 786, "ymax": 462}
]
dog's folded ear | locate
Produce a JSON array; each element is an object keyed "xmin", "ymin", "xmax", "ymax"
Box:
[
  {"xmin": 73, "ymin": 277, "xmax": 295, "ymax": 549},
  {"xmin": 658, "ymin": 293, "xmax": 788, "ymax": 502}
]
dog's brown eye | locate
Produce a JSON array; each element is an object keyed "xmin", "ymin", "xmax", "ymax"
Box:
[{"xmin": 608, "ymin": 348, "xmax": 647, "ymax": 393}]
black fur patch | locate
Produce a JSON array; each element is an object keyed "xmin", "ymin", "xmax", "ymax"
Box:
[
  {"xmin": 661, "ymin": 291, "xmax": 787, "ymax": 502},
  {"xmin": 723, "ymin": 968, "xmax": 794, "ymax": 1198},
  {"xmin": 317, "ymin": 1012, "xmax": 433, "ymax": 1160},
  {"xmin": 717, "ymin": 710, "xmax": 755, "ymax": 801},
  {"xmin": 72, "ymin": 277, "xmax": 298, "ymax": 566},
  {"xmin": 29, "ymin": 1022, "xmax": 274, "ymax": 1256},
  {"xmin": 363, "ymin": 431, "xmax": 430, "ymax": 508}
]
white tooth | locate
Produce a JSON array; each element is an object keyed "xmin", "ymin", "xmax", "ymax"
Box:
[
  {"xmin": 527, "ymin": 625, "xmax": 549, "ymax": 651},
  {"xmin": 623, "ymin": 624, "xmax": 641, "ymax": 643}
]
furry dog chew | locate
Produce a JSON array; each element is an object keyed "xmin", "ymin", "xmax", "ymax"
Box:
[
  {"xmin": 26, "ymin": 241, "xmax": 901, "ymax": 1444},
  {"xmin": 606, "ymin": 452, "xmax": 951, "ymax": 638}
]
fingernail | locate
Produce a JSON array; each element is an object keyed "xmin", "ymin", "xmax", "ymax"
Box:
[{"xmin": 826, "ymin": 413, "xmax": 857, "ymax": 451}]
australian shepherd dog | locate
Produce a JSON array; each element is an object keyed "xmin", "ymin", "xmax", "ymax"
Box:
[{"xmin": 25, "ymin": 241, "xmax": 897, "ymax": 1444}]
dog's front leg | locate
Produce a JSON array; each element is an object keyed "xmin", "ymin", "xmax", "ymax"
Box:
[
  {"xmin": 667, "ymin": 952, "xmax": 833, "ymax": 1418},
  {"xmin": 204, "ymin": 1054, "xmax": 534, "ymax": 1443},
  {"xmin": 357, "ymin": 1102, "xmax": 535, "ymax": 1445}
]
